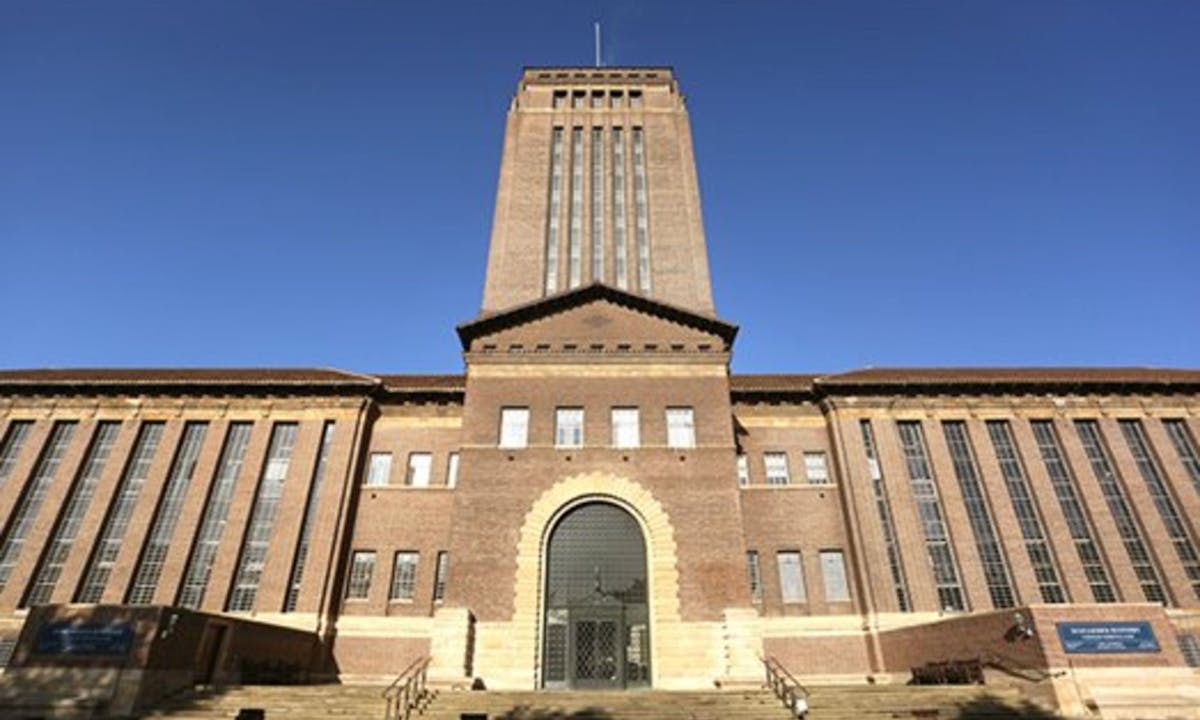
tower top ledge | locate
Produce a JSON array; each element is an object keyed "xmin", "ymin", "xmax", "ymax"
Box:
[{"xmin": 520, "ymin": 66, "xmax": 676, "ymax": 88}]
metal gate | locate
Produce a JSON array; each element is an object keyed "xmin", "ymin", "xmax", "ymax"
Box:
[{"xmin": 542, "ymin": 502, "xmax": 650, "ymax": 689}]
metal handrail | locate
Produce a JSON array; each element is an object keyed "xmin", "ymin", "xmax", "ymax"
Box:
[
  {"xmin": 763, "ymin": 655, "xmax": 810, "ymax": 718},
  {"xmin": 382, "ymin": 656, "xmax": 431, "ymax": 720},
  {"xmin": 976, "ymin": 650, "xmax": 1063, "ymax": 682}
]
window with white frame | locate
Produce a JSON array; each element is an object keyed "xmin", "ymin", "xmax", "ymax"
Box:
[
  {"xmin": 764, "ymin": 452, "xmax": 790, "ymax": 486},
  {"xmin": 666, "ymin": 407, "xmax": 695, "ymax": 448},
  {"xmin": 777, "ymin": 551, "xmax": 807, "ymax": 603},
  {"xmin": 556, "ymin": 408, "xmax": 584, "ymax": 448},
  {"xmin": 804, "ymin": 452, "xmax": 829, "ymax": 484},
  {"xmin": 346, "ymin": 551, "xmax": 375, "ymax": 599},
  {"xmin": 499, "ymin": 407, "xmax": 530, "ymax": 448},
  {"xmin": 366, "ymin": 452, "xmax": 392, "ymax": 486},
  {"xmin": 405, "ymin": 453, "xmax": 432, "ymax": 487},
  {"xmin": 446, "ymin": 452, "xmax": 460, "ymax": 488},
  {"xmin": 737, "ymin": 454, "xmax": 749, "ymax": 486},
  {"xmin": 390, "ymin": 551, "xmax": 418, "ymax": 601},
  {"xmin": 611, "ymin": 408, "xmax": 640, "ymax": 448},
  {"xmin": 820, "ymin": 550, "xmax": 850, "ymax": 602}
]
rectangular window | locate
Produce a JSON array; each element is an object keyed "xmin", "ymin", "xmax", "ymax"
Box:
[
  {"xmin": 544, "ymin": 127, "xmax": 564, "ymax": 294},
  {"xmin": 571, "ymin": 90, "xmax": 585, "ymax": 109},
  {"xmin": 552, "ymin": 90, "xmax": 566, "ymax": 109},
  {"xmin": 500, "ymin": 407, "xmax": 530, "ymax": 448},
  {"xmin": 1163, "ymin": 420, "xmax": 1200, "ymax": 497},
  {"xmin": 1180, "ymin": 633, "xmax": 1200, "ymax": 668},
  {"xmin": 346, "ymin": 551, "xmax": 375, "ymax": 600},
  {"xmin": 555, "ymin": 408, "xmax": 584, "ymax": 448},
  {"xmin": 406, "ymin": 452, "xmax": 432, "ymax": 487},
  {"xmin": 612, "ymin": 127, "xmax": 628, "ymax": 289},
  {"xmin": 764, "ymin": 452, "xmax": 790, "ymax": 486},
  {"xmin": 591, "ymin": 90, "xmax": 604, "ymax": 109},
  {"xmin": 820, "ymin": 550, "xmax": 851, "ymax": 602},
  {"xmin": 284, "ymin": 420, "xmax": 335, "ymax": 612},
  {"xmin": 632, "ymin": 127, "xmax": 651, "ymax": 293},
  {"xmin": 611, "ymin": 90, "xmax": 624, "ymax": 108},
  {"xmin": 736, "ymin": 454, "xmax": 749, "ymax": 487},
  {"xmin": 446, "ymin": 452, "xmax": 460, "ymax": 488},
  {"xmin": 591, "ymin": 127, "xmax": 604, "ymax": 282},
  {"xmin": 433, "ymin": 551, "xmax": 449, "ymax": 602},
  {"xmin": 0, "ymin": 421, "xmax": 34, "ymax": 488},
  {"xmin": 0, "ymin": 421, "xmax": 77, "ymax": 592},
  {"xmin": 611, "ymin": 408, "xmax": 640, "ymax": 448},
  {"xmin": 860, "ymin": 420, "xmax": 910, "ymax": 611},
  {"xmin": 629, "ymin": 89, "xmax": 643, "ymax": 108},
  {"xmin": 746, "ymin": 550, "xmax": 762, "ymax": 604},
  {"xmin": 776, "ymin": 551, "xmax": 806, "ymax": 603},
  {"xmin": 567, "ymin": 127, "xmax": 584, "ymax": 288},
  {"xmin": 666, "ymin": 408, "xmax": 695, "ymax": 449},
  {"xmin": 366, "ymin": 452, "xmax": 392, "ymax": 486},
  {"xmin": 803, "ymin": 452, "xmax": 829, "ymax": 484},
  {"xmin": 897, "ymin": 421, "xmax": 966, "ymax": 611},
  {"xmin": 390, "ymin": 551, "xmax": 419, "ymax": 601}
]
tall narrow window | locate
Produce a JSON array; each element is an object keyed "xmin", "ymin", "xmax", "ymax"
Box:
[
  {"xmin": 803, "ymin": 452, "xmax": 829, "ymax": 484},
  {"xmin": 126, "ymin": 422, "xmax": 209, "ymax": 605},
  {"xmin": 1119, "ymin": 419, "xmax": 1200, "ymax": 600},
  {"xmin": 632, "ymin": 127, "xmax": 651, "ymax": 293},
  {"xmin": 861, "ymin": 420, "xmax": 910, "ymax": 611},
  {"xmin": 942, "ymin": 422, "xmax": 1016, "ymax": 608},
  {"xmin": 0, "ymin": 421, "xmax": 76, "ymax": 591},
  {"xmin": 23, "ymin": 422, "xmax": 120, "ymax": 606},
  {"xmin": 75, "ymin": 422, "xmax": 164, "ymax": 603},
  {"xmin": 227, "ymin": 422, "xmax": 298, "ymax": 612},
  {"xmin": 591, "ymin": 127, "xmax": 604, "ymax": 282},
  {"xmin": 611, "ymin": 408, "xmax": 639, "ymax": 449},
  {"xmin": 630, "ymin": 89, "xmax": 643, "ymax": 108},
  {"xmin": 366, "ymin": 452, "xmax": 392, "ymax": 486},
  {"xmin": 500, "ymin": 407, "xmax": 530, "ymax": 449},
  {"xmin": 405, "ymin": 452, "xmax": 432, "ymax": 487},
  {"xmin": 1075, "ymin": 420, "xmax": 1167, "ymax": 603},
  {"xmin": 666, "ymin": 408, "xmax": 695, "ymax": 449},
  {"xmin": 345, "ymin": 551, "xmax": 375, "ymax": 600},
  {"xmin": 567, "ymin": 127, "xmax": 584, "ymax": 288},
  {"xmin": 820, "ymin": 550, "xmax": 851, "ymax": 602},
  {"xmin": 764, "ymin": 452, "xmax": 790, "ymax": 486},
  {"xmin": 736, "ymin": 454, "xmax": 750, "ymax": 487},
  {"xmin": 555, "ymin": 408, "xmax": 584, "ymax": 448},
  {"xmin": 610, "ymin": 90, "xmax": 624, "ymax": 108},
  {"xmin": 446, "ymin": 452, "xmax": 460, "ymax": 488},
  {"xmin": 746, "ymin": 550, "xmax": 762, "ymax": 604},
  {"xmin": 1030, "ymin": 420, "xmax": 1117, "ymax": 602},
  {"xmin": 571, "ymin": 90, "xmax": 585, "ymax": 109},
  {"xmin": 612, "ymin": 127, "xmax": 628, "ymax": 289},
  {"xmin": 544, "ymin": 127, "xmax": 564, "ymax": 294},
  {"xmin": 0, "ymin": 421, "xmax": 33, "ymax": 488},
  {"xmin": 1164, "ymin": 420, "xmax": 1200, "ymax": 496},
  {"xmin": 284, "ymin": 421, "xmax": 335, "ymax": 612},
  {"xmin": 552, "ymin": 90, "xmax": 567, "ymax": 109},
  {"xmin": 897, "ymin": 421, "xmax": 966, "ymax": 611},
  {"xmin": 986, "ymin": 420, "xmax": 1067, "ymax": 603},
  {"xmin": 177, "ymin": 422, "xmax": 253, "ymax": 609},
  {"xmin": 591, "ymin": 90, "xmax": 603, "ymax": 109},
  {"xmin": 433, "ymin": 551, "xmax": 449, "ymax": 602},
  {"xmin": 390, "ymin": 551, "xmax": 419, "ymax": 601},
  {"xmin": 776, "ymin": 551, "xmax": 806, "ymax": 603}
]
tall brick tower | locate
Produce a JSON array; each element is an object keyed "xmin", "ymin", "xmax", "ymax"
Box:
[{"xmin": 480, "ymin": 67, "xmax": 715, "ymax": 315}]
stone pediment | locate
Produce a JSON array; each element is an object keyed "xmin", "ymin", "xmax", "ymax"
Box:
[{"xmin": 456, "ymin": 283, "xmax": 737, "ymax": 352}]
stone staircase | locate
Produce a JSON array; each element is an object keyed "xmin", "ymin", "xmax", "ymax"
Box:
[{"xmin": 144, "ymin": 683, "xmax": 1057, "ymax": 720}]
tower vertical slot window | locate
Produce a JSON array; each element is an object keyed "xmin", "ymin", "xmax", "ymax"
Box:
[
  {"xmin": 896, "ymin": 421, "xmax": 965, "ymax": 611},
  {"xmin": 1030, "ymin": 420, "xmax": 1117, "ymax": 602},
  {"xmin": 75, "ymin": 421, "xmax": 164, "ymax": 603},
  {"xmin": 446, "ymin": 451, "xmax": 460, "ymax": 488},
  {"xmin": 632, "ymin": 127, "xmax": 651, "ymax": 294},
  {"xmin": 544, "ymin": 127, "xmax": 564, "ymax": 295},
  {"xmin": 177, "ymin": 422, "xmax": 253, "ymax": 609},
  {"xmin": 0, "ymin": 421, "xmax": 76, "ymax": 591},
  {"xmin": 433, "ymin": 550, "xmax": 449, "ymax": 602},
  {"xmin": 1074, "ymin": 419, "xmax": 1167, "ymax": 603},
  {"xmin": 942, "ymin": 421, "xmax": 1016, "ymax": 608},
  {"xmin": 127, "ymin": 422, "xmax": 209, "ymax": 605},
  {"xmin": 227, "ymin": 422, "xmax": 298, "ymax": 612},
  {"xmin": 285, "ymin": 420, "xmax": 335, "ymax": 612},
  {"xmin": 568, "ymin": 127, "xmax": 584, "ymax": 288},
  {"xmin": 612, "ymin": 127, "xmax": 628, "ymax": 289},
  {"xmin": 591, "ymin": 127, "xmax": 604, "ymax": 283},
  {"xmin": 736, "ymin": 453, "xmax": 749, "ymax": 487},
  {"xmin": 0, "ymin": 421, "xmax": 34, "ymax": 487},
  {"xmin": 860, "ymin": 420, "xmax": 910, "ymax": 611},
  {"xmin": 23, "ymin": 422, "xmax": 120, "ymax": 606},
  {"xmin": 1163, "ymin": 420, "xmax": 1200, "ymax": 495},
  {"xmin": 1119, "ymin": 419, "xmax": 1200, "ymax": 600},
  {"xmin": 745, "ymin": 550, "xmax": 762, "ymax": 604}
]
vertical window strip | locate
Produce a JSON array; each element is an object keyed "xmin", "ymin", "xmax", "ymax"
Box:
[
  {"xmin": 591, "ymin": 127, "xmax": 604, "ymax": 282},
  {"xmin": 985, "ymin": 421, "xmax": 1067, "ymax": 603},
  {"xmin": 23, "ymin": 422, "xmax": 120, "ymax": 606},
  {"xmin": 1119, "ymin": 419, "xmax": 1200, "ymax": 600},
  {"xmin": 1074, "ymin": 420, "xmax": 1167, "ymax": 603},
  {"xmin": 0, "ymin": 421, "xmax": 34, "ymax": 487},
  {"xmin": 177, "ymin": 422, "xmax": 253, "ymax": 609},
  {"xmin": 126, "ymin": 422, "xmax": 208, "ymax": 605},
  {"xmin": 0, "ymin": 421, "xmax": 77, "ymax": 590},
  {"xmin": 75, "ymin": 422, "xmax": 164, "ymax": 603},
  {"xmin": 612, "ymin": 127, "xmax": 628, "ymax": 289},
  {"xmin": 227, "ymin": 422, "xmax": 299, "ymax": 612},
  {"xmin": 1030, "ymin": 421, "xmax": 1117, "ymax": 602},
  {"xmin": 632, "ymin": 127, "xmax": 651, "ymax": 294},
  {"xmin": 284, "ymin": 421, "xmax": 334, "ymax": 612},
  {"xmin": 942, "ymin": 422, "xmax": 1016, "ymax": 609},
  {"xmin": 746, "ymin": 550, "xmax": 762, "ymax": 604},
  {"xmin": 567, "ymin": 127, "xmax": 584, "ymax": 288},
  {"xmin": 1164, "ymin": 420, "xmax": 1200, "ymax": 496},
  {"xmin": 433, "ymin": 551, "xmax": 449, "ymax": 602},
  {"xmin": 896, "ymin": 421, "xmax": 966, "ymax": 611},
  {"xmin": 544, "ymin": 127, "xmax": 564, "ymax": 294},
  {"xmin": 860, "ymin": 420, "xmax": 911, "ymax": 611}
]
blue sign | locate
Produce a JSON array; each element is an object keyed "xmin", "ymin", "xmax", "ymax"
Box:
[
  {"xmin": 1056, "ymin": 621, "xmax": 1160, "ymax": 654},
  {"xmin": 34, "ymin": 622, "xmax": 135, "ymax": 656}
]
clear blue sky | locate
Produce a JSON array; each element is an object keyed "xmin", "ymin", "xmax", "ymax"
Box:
[{"xmin": 2, "ymin": 1, "xmax": 1197, "ymax": 374}]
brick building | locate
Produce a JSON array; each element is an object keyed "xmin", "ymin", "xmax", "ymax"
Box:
[{"xmin": 1, "ymin": 67, "xmax": 1198, "ymax": 714}]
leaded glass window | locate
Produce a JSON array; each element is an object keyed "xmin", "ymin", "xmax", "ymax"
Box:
[
  {"xmin": 390, "ymin": 551, "xmax": 418, "ymax": 601},
  {"xmin": 284, "ymin": 421, "xmax": 335, "ymax": 612},
  {"xmin": 0, "ymin": 421, "xmax": 76, "ymax": 592},
  {"xmin": 346, "ymin": 551, "xmax": 375, "ymax": 600},
  {"xmin": 897, "ymin": 421, "xmax": 965, "ymax": 611}
]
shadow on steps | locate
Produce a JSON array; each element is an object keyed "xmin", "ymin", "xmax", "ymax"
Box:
[{"xmin": 496, "ymin": 708, "xmax": 614, "ymax": 720}]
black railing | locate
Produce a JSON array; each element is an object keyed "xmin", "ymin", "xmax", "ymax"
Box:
[
  {"xmin": 976, "ymin": 650, "xmax": 1063, "ymax": 682},
  {"xmin": 382, "ymin": 656, "xmax": 431, "ymax": 720},
  {"xmin": 764, "ymin": 655, "xmax": 810, "ymax": 718}
]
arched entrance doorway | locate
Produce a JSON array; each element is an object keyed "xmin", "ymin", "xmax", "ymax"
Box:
[{"xmin": 541, "ymin": 501, "xmax": 651, "ymax": 690}]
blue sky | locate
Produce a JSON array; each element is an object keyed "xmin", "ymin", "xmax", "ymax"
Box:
[{"xmin": 2, "ymin": 1, "xmax": 1197, "ymax": 374}]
